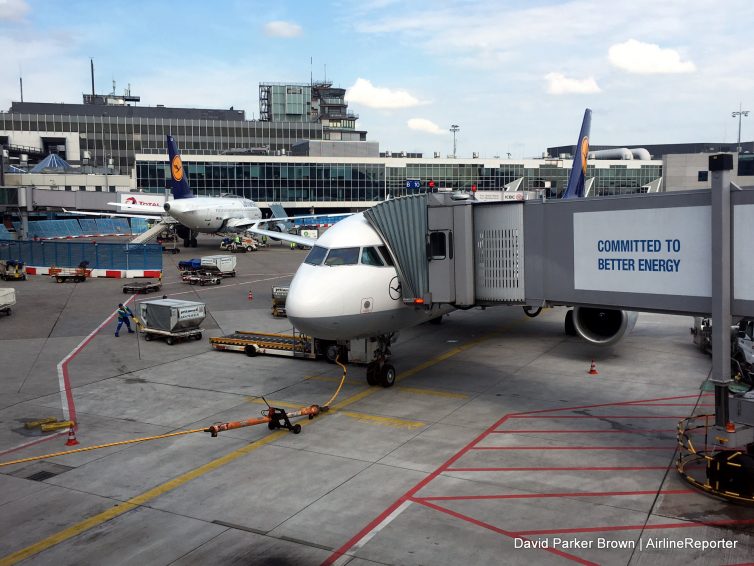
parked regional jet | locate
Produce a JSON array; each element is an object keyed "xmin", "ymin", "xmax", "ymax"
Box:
[
  {"xmin": 67, "ymin": 136, "xmax": 345, "ymax": 247},
  {"xmin": 267, "ymin": 109, "xmax": 639, "ymax": 387}
]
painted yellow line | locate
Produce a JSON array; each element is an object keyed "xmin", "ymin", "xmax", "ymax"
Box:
[
  {"xmin": 339, "ymin": 411, "xmax": 426, "ymax": 430},
  {"xmin": 0, "ymin": 430, "xmax": 286, "ymax": 566},
  {"xmin": 397, "ymin": 386, "xmax": 468, "ymax": 399},
  {"xmin": 246, "ymin": 398, "xmax": 303, "ymax": 410},
  {"xmin": 3, "ymin": 320, "xmax": 520, "ymax": 564},
  {"xmin": 306, "ymin": 374, "xmax": 363, "ymax": 386}
]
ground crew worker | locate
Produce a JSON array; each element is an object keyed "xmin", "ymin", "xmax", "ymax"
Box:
[
  {"xmin": 234, "ymin": 234, "xmax": 241, "ymax": 245},
  {"xmin": 290, "ymin": 241, "xmax": 296, "ymax": 251},
  {"xmin": 115, "ymin": 303, "xmax": 135, "ymax": 337}
]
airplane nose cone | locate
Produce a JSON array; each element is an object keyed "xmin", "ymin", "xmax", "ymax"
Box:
[{"xmin": 286, "ymin": 265, "xmax": 343, "ymax": 339}]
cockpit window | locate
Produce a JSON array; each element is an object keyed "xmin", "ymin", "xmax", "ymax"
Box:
[
  {"xmin": 324, "ymin": 247, "xmax": 359, "ymax": 266},
  {"xmin": 360, "ymin": 247, "xmax": 384, "ymax": 266},
  {"xmin": 304, "ymin": 245, "xmax": 328, "ymax": 266},
  {"xmin": 378, "ymin": 245, "xmax": 395, "ymax": 266}
]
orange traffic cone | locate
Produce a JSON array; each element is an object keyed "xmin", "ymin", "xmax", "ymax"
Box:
[
  {"xmin": 65, "ymin": 425, "xmax": 79, "ymax": 446},
  {"xmin": 588, "ymin": 360, "xmax": 599, "ymax": 375}
]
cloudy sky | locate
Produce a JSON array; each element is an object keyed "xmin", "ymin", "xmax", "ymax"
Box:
[{"xmin": 1, "ymin": 0, "xmax": 752, "ymax": 158}]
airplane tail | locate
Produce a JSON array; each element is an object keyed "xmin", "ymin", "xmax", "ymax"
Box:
[
  {"xmin": 166, "ymin": 135, "xmax": 193, "ymax": 200},
  {"xmin": 561, "ymin": 108, "xmax": 592, "ymax": 199}
]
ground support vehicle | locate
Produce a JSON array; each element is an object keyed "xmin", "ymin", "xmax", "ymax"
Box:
[
  {"xmin": 691, "ymin": 317, "xmax": 754, "ymax": 386},
  {"xmin": 0, "ymin": 260, "xmax": 26, "ymax": 281},
  {"xmin": 122, "ymin": 281, "xmax": 162, "ymax": 294},
  {"xmin": 210, "ymin": 331, "xmax": 319, "ymax": 359},
  {"xmin": 0, "ymin": 288, "xmax": 15, "ymax": 315},
  {"xmin": 141, "ymin": 326, "xmax": 203, "ymax": 345},
  {"xmin": 182, "ymin": 272, "xmax": 222, "ymax": 286},
  {"xmin": 271, "ymin": 286, "xmax": 288, "ymax": 317},
  {"xmin": 49, "ymin": 266, "xmax": 91, "ymax": 283}
]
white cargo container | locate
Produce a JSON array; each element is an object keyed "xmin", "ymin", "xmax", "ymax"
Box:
[
  {"xmin": 0, "ymin": 288, "xmax": 16, "ymax": 315},
  {"xmin": 201, "ymin": 255, "xmax": 237, "ymax": 277}
]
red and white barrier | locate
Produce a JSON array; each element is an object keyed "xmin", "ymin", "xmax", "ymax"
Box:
[{"xmin": 24, "ymin": 267, "xmax": 161, "ymax": 279}]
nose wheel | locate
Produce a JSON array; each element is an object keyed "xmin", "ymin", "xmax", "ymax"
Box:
[{"xmin": 365, "ymin": 335, "xmax": 396, "ymax": 387}]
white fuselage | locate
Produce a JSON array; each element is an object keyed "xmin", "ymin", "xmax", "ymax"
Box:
[
  {"xmin": 286, "ymin": 214, "xmax": 452, "ymax": 340},
  {"xmin": 164, "ymin": 197, "xmax": 262, "ymax": 233}
]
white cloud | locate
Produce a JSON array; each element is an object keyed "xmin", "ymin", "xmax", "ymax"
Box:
[
  {"xmin": 263, "ymin": 20, "xmax": 302, "ymax": 38},
  {"xmin": 545, "ymin": 73, "xmax": 601, "ymax": 95},
  {"xmin": 608, "ymin": 39, "xmax": 695, "ymax": 74},
  {"xmin": 345, "ymin": 78, "xmax": 423, "ymax": 109},
  {"xmin": 407, "ymin": 118, "xmax": 446, "ymax": 135},
  {"xmin": 0, "ymin": 0, "xmax": 29, "ymax": 21}
]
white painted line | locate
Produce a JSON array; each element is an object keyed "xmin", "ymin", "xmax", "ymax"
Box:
[{"xmin": 331, "ymin": 501, "xmax": 412, "ymax": 566}]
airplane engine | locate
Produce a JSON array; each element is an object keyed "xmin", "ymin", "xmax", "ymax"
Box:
[{"xmin": 568, "ymin": 307, "xmax": 638, "ymax": 347}]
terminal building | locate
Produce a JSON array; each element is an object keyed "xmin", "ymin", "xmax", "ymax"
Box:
[{"xmin": 0, "ymin": 79, "xmax": 751, "ymax": 216}]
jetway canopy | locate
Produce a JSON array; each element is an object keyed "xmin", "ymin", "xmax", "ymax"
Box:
[{"xmin": 364, "ymin": 188, "xmax": 754, "ymax": 318}]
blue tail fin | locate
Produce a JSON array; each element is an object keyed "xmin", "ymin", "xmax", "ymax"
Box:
[
  {"xmin": 166, "ymin": 135, "xmax": 193, "ymax": 199},
  {"xmin": 562, "ymin": 108, "xmax": 592, "ymax": 199}
]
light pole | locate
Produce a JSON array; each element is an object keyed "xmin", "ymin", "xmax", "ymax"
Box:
[
  {"xmin": 450, "ymin": 124, "xmax": 460, "ymax": 158},
  {"xmin": 732, "ymin": 103, "xmax": 750, "ymax": 154}
]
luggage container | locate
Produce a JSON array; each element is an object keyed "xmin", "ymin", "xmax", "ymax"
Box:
[
  {"xmin": 0, "ymin": 288, "xmax": 15, "ymax": 316},
  {"xmin": 200, "ymin": 255, "xmax": 236, "ymax": 277},
  {"xmin": 138, "ymin": 298, "xmax": 206, "ymax": 344}
]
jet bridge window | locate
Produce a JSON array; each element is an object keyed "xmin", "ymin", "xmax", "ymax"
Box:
[
  {"xmin": 324, "ymin": 247, "xmax": 359, "ymax": 266},
  {"xmin": 360, "ymin": 247, "xmax": 384, "ymax": 266},
  {"xmin": 304, "ymin": 245, "xmax": 328, "ymax": 266}
]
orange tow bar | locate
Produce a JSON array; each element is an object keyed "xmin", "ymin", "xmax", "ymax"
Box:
[{"xmin": 206, "ymin": 403, "xmax": 325, "ymax": 437}]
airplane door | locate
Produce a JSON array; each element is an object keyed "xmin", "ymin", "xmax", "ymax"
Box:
[{"xmin": 427, "ymin": 206, "xmax": 455, "ymax": 303}]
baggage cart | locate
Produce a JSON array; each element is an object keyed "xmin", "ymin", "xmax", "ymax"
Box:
[
  {"xmin": 0, "ymin": 288, "xmax": 15, "ymax": 316},
  {"xmin": 122, "ymin": 280, "xmax": 163, "ymax": 294}
]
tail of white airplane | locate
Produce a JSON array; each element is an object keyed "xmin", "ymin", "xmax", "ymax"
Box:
[
  {"xmin": 166, "ymin": 135, "xmax": 194, "ymax": 200},
  {"xmin": 561, "ymin": 108, "xmax": 592, "ymax": 199}
]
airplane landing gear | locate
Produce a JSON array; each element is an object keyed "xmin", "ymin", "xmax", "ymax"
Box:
[{"xmin": 365, "ymin": 335, "xmax": 396, "ymax": 387}]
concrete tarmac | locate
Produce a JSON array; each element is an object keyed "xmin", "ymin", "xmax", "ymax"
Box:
[{"xmin": 0, "ymin": 237, "xmax": 752, "ymax": 565}]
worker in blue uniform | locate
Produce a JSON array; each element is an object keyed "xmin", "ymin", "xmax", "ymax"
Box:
[{"xmin": 115, "ymin": 303, "xmax": 135, "ymax": 337}]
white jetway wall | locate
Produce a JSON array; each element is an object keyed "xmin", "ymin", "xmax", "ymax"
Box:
[
  {"xmin": 522, "ymin": 189, "xmax": 754, "ymax": 318},
  {"xmin": 473, "ymin": 203, "xmax": 525, "ymax": 303}
]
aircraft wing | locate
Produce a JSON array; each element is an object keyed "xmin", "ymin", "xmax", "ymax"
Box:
[
  {"xmin": 245, "ymin": 225, "xmax": 316, "ymax": 247},
  {"xmin": 106, "ymin": 202, "xmax": 167, "ymax": 213},
  {"xmin": 63, "ymin": 208, "xmax": 166, "ymax": 221}
]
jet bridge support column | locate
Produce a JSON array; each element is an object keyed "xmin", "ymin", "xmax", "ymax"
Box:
[{"xmin": 710, "ymin": 154, "xmax": 732, "ymax": 428}]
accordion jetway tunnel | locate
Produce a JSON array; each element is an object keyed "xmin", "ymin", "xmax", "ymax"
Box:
[{"xmin": 364, "ymin": 154, "xmax": 754, "ymax": 503}]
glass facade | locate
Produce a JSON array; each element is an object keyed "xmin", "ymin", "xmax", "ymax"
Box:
[
  {"xmin": 0, "ymin": 111, "xmax": 328, "ymax": 173},
  {"xmin": 136, "ymin": 157, "xmax": 663, "ymax": 204}
]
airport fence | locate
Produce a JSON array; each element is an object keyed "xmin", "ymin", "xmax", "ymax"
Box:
[
  {"xmin": 0, "ymin": 240, "xmax": 163, "ymax": 270},
  {"xmin": 0, "ymin": 225, "xmax": 14, "ymax": 241},
  {"xmin": 10, "ymin": 218, "xmax": 147, "ymax": 239}
]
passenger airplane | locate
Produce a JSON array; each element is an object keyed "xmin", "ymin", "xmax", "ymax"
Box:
[
  {"xmin": 68, "ymin": 136, "xmax": 343, "ymax": 247},
  {"xmin": 268, "ymin": 109, "xmax": 638, "ymax": 387}
]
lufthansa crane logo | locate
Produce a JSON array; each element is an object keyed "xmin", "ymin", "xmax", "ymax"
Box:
[
  {"xmin": 171, "ymin": 155, "xmax": 184, "ymax": 182},
  {"xmin": 580, "ymin": 136, "xmax": 589, "ymax": 173},
  {"xmin": 388, "ymin": 276, "xmax": 402, "ymax": 300}
]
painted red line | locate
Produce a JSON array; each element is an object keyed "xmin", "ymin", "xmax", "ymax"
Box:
[
  {"xmin": 491, "ymin": 429, "xmax": 676, "ymax": 434},
  {"xmin": 446, "ymin": 466, "xmax": 669, "ymax": 472},
  {"xmin": 416, "ymin": 489, "xmax": 694, "ymax": 502},
  {"xmin": 506, "ymin": 415, "xmax": 687, "ymax": 419},
  {"xmin": 622, "ymin": 403, "xmax": 715, "ymax": 407},
  {"xmin": 512, "ymin": 393, "xmax": 711, "ymax": 416},
  {"xmin": 0, "ymin": 432, "xmax": 67, "ymax": 457},
  {"xmin": 414, "ymin": 499, "xmax": 598, "ymax": 566},
  {"xmin": 57, "ymin": 296, "xmax": 135, "ymax": 427},
  {"xmin": 512, "ymin": 517, "xmax": 754, "ymax": 537},
  {"xmin": 722, "ymin": 562, "xmax": 754, "ymax": 566},
  {"xmin": 322, "ymin": 413, "xmax": 516, "ymax": 565},
  {"xmin": 470, "ymin": 446, "xmax": 674, "ymax": 451}
]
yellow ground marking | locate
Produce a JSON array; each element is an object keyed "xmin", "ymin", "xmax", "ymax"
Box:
[
  {"xmin": 396, "ymin": 386, "xmax": 468, "ymax": 399},
  {"xmin": 339, "ymin": 411, "xmax": 426, "ymax": 430},
  {"xmin": 246, "ymin": 398, "xmax": 303, "ymax": 410},
  {"xmin": 0, "ymin": 430, "xmax": 286, "ymax": 566},
  {"xmin": 2, "ymin": 320, "xmax": 524, "ymax": 564},
  {"xmin": 305, "ymin": 374, "xmax": 363, "ymax": 386}
]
